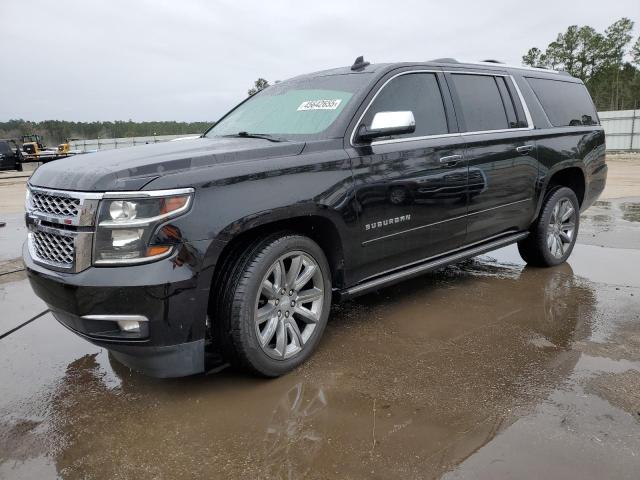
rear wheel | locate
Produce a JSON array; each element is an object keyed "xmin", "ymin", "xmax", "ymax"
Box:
[
  {"xmin": 518, "ymin": 186, "xmax": 579, "ymax": 267},
  {"xmin": 215, "ymin": 233, "xmax": 331, "ymax": 377}
]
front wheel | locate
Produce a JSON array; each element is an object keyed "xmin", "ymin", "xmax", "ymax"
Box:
[
  {"xmin": 518, "ymin": 186, "xmax": 580, "ymax": 267},
  {"xmin": 215, "ymin": 233, "xmax": 332, "ymax": 377}
]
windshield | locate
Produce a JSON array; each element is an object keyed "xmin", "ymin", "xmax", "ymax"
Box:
[{"xmin": 206, "ymin": 74, "xmax": 371, "ymax": 141}]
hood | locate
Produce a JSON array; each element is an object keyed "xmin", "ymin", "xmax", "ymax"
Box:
[{"xmin": 28, "ymin": 137, "xmax": 305, "ymax": 191}]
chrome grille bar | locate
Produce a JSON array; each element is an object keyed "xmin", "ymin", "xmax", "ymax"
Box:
[
  {"xmin": 31, "ymin": 192, "xmax": 80, "ymax": 217},
  {"xmin": 27, "ymin": 225, "xmax": 93, "ymax": 273},
  {"xmin": 26, "ymin": 186, "xmax": 100, "ymax": 272},
  {"xmin": 26, "ymin": 186, "xmax": 102, "ymax": 227},
  {"xmin": 31, "ymin": 230, "xmax": 74, "ymax": 266}
]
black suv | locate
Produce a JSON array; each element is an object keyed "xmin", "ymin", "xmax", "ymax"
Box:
[
  {"xmin": 24, "ymin": 58, "xmax": 606, "ymax": 377},
  {"xmin": 0, "ymin": 139, "xmax": 23, "ymax": 171}
]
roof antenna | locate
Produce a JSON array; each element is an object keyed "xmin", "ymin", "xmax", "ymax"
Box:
[
  {"xmin": 482, "ymin": 59, "xmax": 503, "ymax": 63},
  {"xmin": 351, "ymin": 56, "xmax": 370, "ymax": 71}
]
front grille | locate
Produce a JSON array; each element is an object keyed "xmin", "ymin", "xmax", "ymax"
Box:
[
  {"xmin": 27, "ymin": 186, "xmax": 100, "ymax": 272},
  {"xmin": 31, "ymin": 230, "xmax": 75, "ymax": 267},
  {"xmin": 31, "ymin": 191, "xmax": 80, "ymax": 217}
]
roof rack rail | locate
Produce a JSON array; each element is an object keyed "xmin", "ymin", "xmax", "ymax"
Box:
[
  {"xmin": 428, "ymin": 57, "xmax": 564, "ymax": 75},
  {"xmin": 430, "ymin": 57, "xmax": 458, "ymax": 63}
]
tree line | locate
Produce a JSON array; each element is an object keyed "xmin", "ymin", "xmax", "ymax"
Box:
[
  {"xmin": 0, "ymin": 120, "xmax": 213, "ymax": 146},
  {"xmin": 523, "ymin": 18, "xmax": 640, "ymax": 111}
]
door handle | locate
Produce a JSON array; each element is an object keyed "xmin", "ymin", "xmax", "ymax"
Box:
[
  {"xmin": 439, "ymin": 154, "xmax": 463, "ymax": 165},
  {"xmin": 516, "ymin": 145, "xmax": 534, "ymax": 154}
]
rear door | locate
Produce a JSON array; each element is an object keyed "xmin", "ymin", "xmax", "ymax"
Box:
[
  {"xmin": 446, "ymin": 71, "xmax": 539, "ymax": 244},
  {"xmin": 345, "ymin": 69, "xmax": 468, "ymax": 280}
]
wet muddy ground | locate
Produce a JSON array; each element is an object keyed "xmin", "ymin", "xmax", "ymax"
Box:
[{"xmin": 1, "ymin": 164, "xmax": 640, "ymax": 479}]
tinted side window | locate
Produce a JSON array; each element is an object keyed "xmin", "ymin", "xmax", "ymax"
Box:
[
  {"xmin": 363, "ymin": 73, "xmax": 449, "ymax": 139},
  {"xmin": 495, "ymin": 77, "xmax": 518, "ymax": 127},
  {"xmin": 0, "ymin": 142, "xmax": 12, "ymax": 155},
  {"xmin": 451, "ymin": 74, "xmax": 510, "ymax": 132},
  {"xmin": 526, "ymin": 77, "xmax": 598, "ymax": 127}
]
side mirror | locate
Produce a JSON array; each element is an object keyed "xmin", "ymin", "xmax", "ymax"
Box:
[{"xmin": 356, "ymin": 111, "xmax": 415, "ymax": 142}]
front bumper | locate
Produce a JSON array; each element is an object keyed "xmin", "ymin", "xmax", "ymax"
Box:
[{"xmin": 24, "ymin": 240, "xmax": 212, "ymax": 378}]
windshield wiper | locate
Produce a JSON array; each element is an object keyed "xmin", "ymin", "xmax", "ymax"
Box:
[{"xmin": 223, "ymin": 132, "xmax": 285, "ymax": 143}]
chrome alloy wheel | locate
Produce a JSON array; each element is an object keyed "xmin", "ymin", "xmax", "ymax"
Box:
[
  {"xmin": 254, "ymin": 251, "xmax": 324, "ymax": 360},
  {"xmin": 547, "ymin": 197, "xmax": 576, "ymax": 258}
]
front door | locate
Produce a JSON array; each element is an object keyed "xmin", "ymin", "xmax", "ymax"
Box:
[{"xmin": 346, "ymin": 70, "xmax": 468, "ymax": 281}]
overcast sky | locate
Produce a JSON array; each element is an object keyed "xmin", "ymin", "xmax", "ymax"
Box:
[{"xmin": 1, "ymin": 0, "xmax": 638, "ymax": 122}]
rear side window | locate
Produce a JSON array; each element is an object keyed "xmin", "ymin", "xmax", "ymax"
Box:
[
  {"xmin": 363, "ymin": 73, "xmax": 449, "ymax": 139},
  {"xmin": 526, "ymin": 77, "xmax": 598, "ymax": 127},
  {"xmin": 495, "ymin": 77, "xmax": 519, "ymax": 127},
  {"xmin": 451, "ymin": 74, "xmax": 514, "ymax": 132}
]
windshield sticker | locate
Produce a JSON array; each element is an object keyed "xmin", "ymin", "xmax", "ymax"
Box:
[{"xmin": 297, "ymin": 99, "xmax": 342, "ymax": 111}]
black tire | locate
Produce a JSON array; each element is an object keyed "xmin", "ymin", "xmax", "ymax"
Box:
[
  {"xmin": 214, "ymin": 232, "xmax": 332, "ymax": 377},
  {"xmin": 518, "ymin": 186, "xmax": 580, "ymax": 267}
]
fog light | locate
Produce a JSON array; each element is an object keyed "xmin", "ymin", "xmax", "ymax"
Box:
[{"xmin": 117, "ymin": 320, "xmax": 141, "ymax": 333}]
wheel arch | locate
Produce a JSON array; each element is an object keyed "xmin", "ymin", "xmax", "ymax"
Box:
[
  {"xmin": 205, "ymin": 209, "xmax": 348, "ymax": 293},
  {"xmin": 546, "ymin": 166, "xmax": 586, "ymax": 206},
  {"xmin": 535, "ymin": 163, "xmax": 586, "ymax": 219}
]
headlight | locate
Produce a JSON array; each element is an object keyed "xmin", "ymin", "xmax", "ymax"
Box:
[
  {"xmin": 93, "ymin": 188, "xmax": 193, "ymax": 265},
  {"xmin": 109, "ymin": 200, "xmax": 138, "ymax": 221}
]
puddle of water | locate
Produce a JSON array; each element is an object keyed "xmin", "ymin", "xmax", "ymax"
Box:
[
  {"xmin": 444, "ymin": 343, "xmax": 640, "ymax": 480},
  {"xmin": 443, "ymin": 278, "xmax": 640, "ymax": 480},
  {"xmin": 620, "ymin": 202, "xmax": 640, "ymax": 223},
  {"xmin": 487, "ymin": 243, "xmax": 640, "ymax": 288},
  {"xmin": 443, "ymin": 381, "xmax": 640, "ymax": 480},
  {"xmin": 0, "ymin": 213, "xmax": 26, "ymax": 263},
  {"xmin": 0, "ymin": 455, "xmax": 57, "ymax": 480},
  {"xmin": 590, "ymin": 198, "xmax": 640, "ymax": 223},
  {"xmin": 579, "ymin": 197, "xmax": 640, "ymax": 249},
  {"xmin": 576, "ymin": 354, "xmax": 640, "ymax": 375},
  {"xmin": 0, "ymin": 278, "xmax": 47, "ymax": 335},
  {"xmin": 0, "ymin": 238, "xmax": 639, "ymax": 478},
  {"xmin": 0, "ymin": 312, "xmax": 102, "ymax": 406}
]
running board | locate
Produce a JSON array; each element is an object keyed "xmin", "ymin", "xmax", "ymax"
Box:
[{"xmin": 341, "ymin": 232, "xmax": 529, "ymax": 299}]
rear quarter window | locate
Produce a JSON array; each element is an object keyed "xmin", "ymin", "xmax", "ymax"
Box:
[{"xmin": 525, "ymin": 77, "xmax": 598, "ymax": 127}]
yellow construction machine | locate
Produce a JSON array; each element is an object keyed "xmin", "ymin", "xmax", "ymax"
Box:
[
  {"xmin": 21, "ymin": 134, "xmax": 46, "ymax": 155},
  {"xmin": 20, "ymin": 134, "xmax": 79, "ymax": 163}
]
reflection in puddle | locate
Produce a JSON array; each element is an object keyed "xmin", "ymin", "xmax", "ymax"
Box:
[
  {"xmin": 579, "ymin": 197, "xmax": 640, "ymax": 249},
  {"xmin": 583, "ymin": 198, "xmax": 640, "ymax": 225},
  {"xmin": 263, "ymin": 383, "xmax": 328, "ymax": 479},
  {"xmin": 620, "ymin": 202, "xmax": 640, "ymax": 222},
  {"xmin": 2, "ymin": 252, "xmax": 639, "ymax": 478}
]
